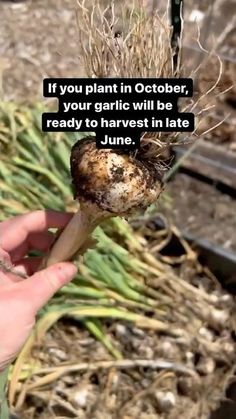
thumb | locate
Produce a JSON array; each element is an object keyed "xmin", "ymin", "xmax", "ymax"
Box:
[{"xmin": 20, "ymin": 262, "xmax": 77, "ymax": 313}]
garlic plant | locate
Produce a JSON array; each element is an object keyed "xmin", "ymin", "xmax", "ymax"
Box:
[
  {"xmin": 42, "ymin": 137, "xmax": 163, "ymax": 267},
  {"xmin": 41, "ymin": 1, "xmax": 175, "ymax": 267}
]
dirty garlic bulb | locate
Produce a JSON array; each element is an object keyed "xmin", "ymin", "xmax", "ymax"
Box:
[
  {"xmin": 41, "ymin": 136, "xmax": 163, "ymax": 268},
  {"xmin": 71, "ymin": 136, "xmax": 163, "ymax": 214}
]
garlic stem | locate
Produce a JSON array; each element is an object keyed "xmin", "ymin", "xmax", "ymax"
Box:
[{"xmin": 41, "ymin": 207, "xmax": 105, "ymax": 268}]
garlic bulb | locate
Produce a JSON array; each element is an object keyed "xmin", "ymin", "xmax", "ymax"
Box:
[{"xmin": 70, "ymin": 136, "xmax": 163, "ymax": 215}]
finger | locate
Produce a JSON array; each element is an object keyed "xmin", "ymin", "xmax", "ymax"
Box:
[
  {"xmin": 0, "ymin": 270, "xmax": 14, "ymax": 285},
  {"xmin": 14, "ymin": 257, "xmax": 43, "ymax": 276},
  {"xmin": 10, "ymin": 231, "xmax": 55, "ymax": 262},
  {"xmin": 0, "ymin": 210, "xmax": 73, "ymax": 254},
  {"xmin": 18, "ymin": 262, "xmax": 77, "ymax": 313}
]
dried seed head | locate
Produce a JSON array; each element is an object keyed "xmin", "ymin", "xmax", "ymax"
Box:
[{"xmin": 70, "ymin": 136, "xmax": 163, "ymax": 215}]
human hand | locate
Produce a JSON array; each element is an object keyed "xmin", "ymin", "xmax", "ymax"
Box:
[{"xmin": 0, "ymin": 210, "xmax": 77, "ymax": 371}]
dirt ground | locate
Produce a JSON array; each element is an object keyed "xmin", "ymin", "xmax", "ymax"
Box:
[
  {"xmin": 158, "ymin": 174, "xmax": 236, "ymax": 253},
  {"xmin": 0, "ymin": 0, "xmax": 83, "ymax": 101}
]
